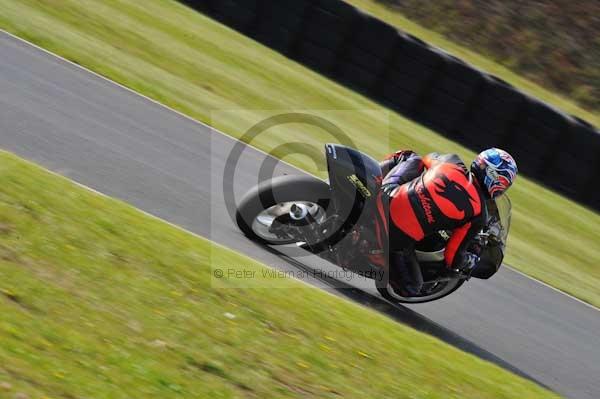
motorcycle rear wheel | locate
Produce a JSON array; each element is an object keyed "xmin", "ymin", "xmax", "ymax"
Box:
[{"xmin": 377, "ymin": 278, "xmax": 465, "ymax": 304}]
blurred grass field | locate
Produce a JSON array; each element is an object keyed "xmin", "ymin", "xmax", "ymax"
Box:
[
  {"xmin": 0, "ymin": 0, "xmax": 599, "ymax": 307},
  {"xmin": 0, "ymin": 151, "xmax": 560, "ymax": 398},
  {"xmin": 346, "ymin": 0, "xmax": 600, "ymax": 127},
  {"xmin": 347, "ymin": 0, "xmax": 600, "ymax": 114}
]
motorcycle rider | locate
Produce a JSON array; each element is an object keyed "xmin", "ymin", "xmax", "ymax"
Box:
[{"xmin": 379, "ymin": 148, "xmax": 518, "ymax": 296}]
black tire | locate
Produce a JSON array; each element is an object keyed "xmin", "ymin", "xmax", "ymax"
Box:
[
  {"xmin": 376, "ymin": 278, "xmax": 465, "ymax": 304},
  {"xmin": 236, "ymin": 175, "xmax": 331, "ymax": 244}
]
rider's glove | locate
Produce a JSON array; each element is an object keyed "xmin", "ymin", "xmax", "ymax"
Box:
[
  {"xmin": 383, "ymin": 150, "xmax": 414, "ymax": 163},
  {"xmin": 486, "ymin": 218, "xmax": 503, "ymax": 244},
  {"xmin": 461, "ymin": 252, "xmax": 480, "ymax": 272}
]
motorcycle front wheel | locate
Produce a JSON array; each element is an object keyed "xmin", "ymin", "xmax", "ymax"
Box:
[{"xmin": 235, "ymin": 175, "xmax": 331, "ymax": 245}]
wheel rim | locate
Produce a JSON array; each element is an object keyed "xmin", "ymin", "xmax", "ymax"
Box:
[{"xmin": 251, "ymin": 201, "xmax": 326, "ymax": 243}]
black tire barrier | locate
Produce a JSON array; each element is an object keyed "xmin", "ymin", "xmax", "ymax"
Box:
[
  {"xmin": 353, "ymin": 16, "xmax": 399, "ymax": 60},
  {"xmin": 548, "ymin": 117, "xmax": 600, "ymax": 200},
  {"xmin": 397, "ymin": 33, "xmax": 444, "ymax": 67},
  {"xmin": 211, "ymin": 1, "xmax": 257, "ymax": 33},
  {"xmin": 303, "ymin": 8, "xmax": 350, "ymax": 51},
  {"xmin": 178, "ymin": 0, "xmax": 600, "ymax": 212},
  {"xmin": 296, "ymin": 40, "xmax": 338, "ymax": 75},
  {"xmin": 478, "ymin": 76, "xmax": 526, "ymax": 121},
  {"xmin": 179, "ymin": 0, "xmax": 211, "ymax": 12},
  {"xmin": 338, "ymin": 62, "xmax": 379, "ymax": 91},
  {"xmin": 384, "ymin": 58, "xmax": 439, "ymax": 96}
]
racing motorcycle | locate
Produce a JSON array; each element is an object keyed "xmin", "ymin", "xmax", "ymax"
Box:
[{"xmin": 235, "ymin": 144, "xmax": 511, "ymax": 304}]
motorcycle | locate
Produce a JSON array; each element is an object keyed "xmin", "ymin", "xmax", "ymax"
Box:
[{"xmin": 235, "ymin": 144, "xmax": 511, "ymax": 304}]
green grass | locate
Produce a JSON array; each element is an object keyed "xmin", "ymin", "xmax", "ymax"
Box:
[
  {"xmin": 0, "ymin": 0, "xmax": 599, "ymax": 307},
  {"xmin": 0, "ymin": 151, "xmax": 560, "ymax": 398},
  {"xmin": 346, "ymin": 0, "xmax": 600, "ymax": 127}
]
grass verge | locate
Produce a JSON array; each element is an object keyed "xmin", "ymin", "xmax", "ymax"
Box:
[
  {"xmin": 346, "ymin": 0, "xmax": 600, "ymax": 127},
  {"xmin": 0, "ymin": 151, "xmax": 560, "ymax": 398},
  {"xmin": 0, "ymin": 0, "xmax": 599, "ymax": 306}
]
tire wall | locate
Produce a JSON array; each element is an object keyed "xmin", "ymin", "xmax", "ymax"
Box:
[{"xmin": 181, "ymin": 0, "xmax": 600, "ymax": 211}]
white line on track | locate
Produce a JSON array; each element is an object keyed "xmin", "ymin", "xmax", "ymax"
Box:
[{"xmin": 2, "ymin": 29, "xmax": 598, "ymax": 313}]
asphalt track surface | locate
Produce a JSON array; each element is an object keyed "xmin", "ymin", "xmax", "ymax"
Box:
[{"xmin": 1, "ymin": 32, "xmax": 599, "ymax": 399}]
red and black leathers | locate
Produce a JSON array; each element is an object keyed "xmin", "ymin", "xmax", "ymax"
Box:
[{"xmin": 382, "ymin": 152, "xmax": 488, "ymax": 269}]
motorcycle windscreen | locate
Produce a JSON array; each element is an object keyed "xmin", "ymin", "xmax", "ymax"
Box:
[
  {"xmin": 494, "ymin": 194, "xmax": 512, "ymax": 247},
  {"xmin": 472, "ymin": 194, "xmax": 512, "ymax": 279}
]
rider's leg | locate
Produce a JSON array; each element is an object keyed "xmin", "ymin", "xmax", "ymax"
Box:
[
  {"xmin": 404, "ymin": 243, "xmax": 424, "ymax": 293},
  {"xmin": 389, "ymin": 230, "xmax": 423, "ymax": 296},
  {"xmin": 390, "ymin": 250, "xmax": 423, "ymax": 296}
]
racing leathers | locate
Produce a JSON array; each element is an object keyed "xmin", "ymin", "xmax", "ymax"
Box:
[{"xmin": 380, "ymin": 151, "xmax": 488, "ymax": 295}]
